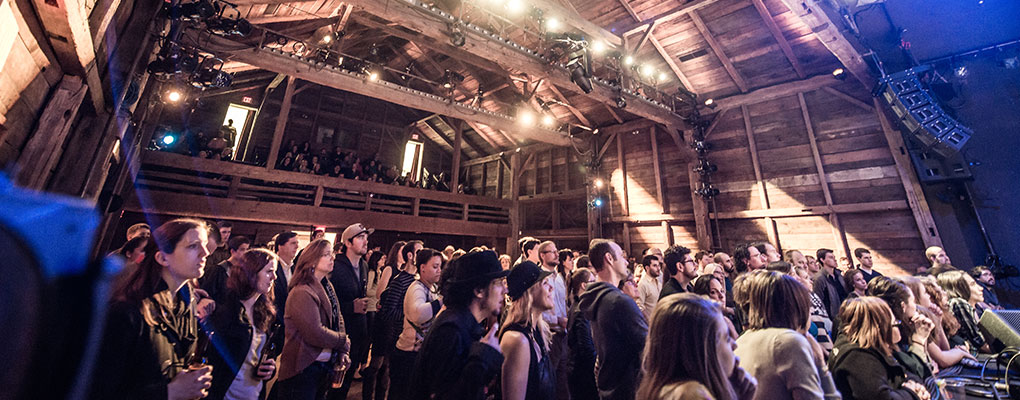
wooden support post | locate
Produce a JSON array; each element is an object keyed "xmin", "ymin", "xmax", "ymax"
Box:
[
  {"xmin": 31, "ymin": 0, "xmax": 104, "ymax": 109},
  {"xmin": 412, "ymin": 197, "xmax": 421, "ymax": 216},
  {"xmin": 622, "ymin": 222, "xmax": 632, "ymax": 256},
  {"xmin": 551, "ymin": 200, "xmax": 561, "ymax": 230},
  {"xmin": 662, "ymin": 220, "xmax": 673, "ymax": 247},
  {"xmin": 266, "ymin": 76, "xmax": 295, "ymax": 171},
  {"xmin": 507, "ymin": 152, "xmax": 522, "ymax": 259},
  {"xmin": 874, "ymin": 98, "xmax": 944, "ymax": 248},
  {"xmin": 497, "ymin": 161, "xmax": 505, "ymax": 199},
  {"xmin": 462, "ymin": 203, "xmax": 470, "ymax": 220},
  {"xmin": 650, "ymin": 125, "xmax": 665, "ymax": 213},
  {"xmin": 546, "ymin": 149, "xmax": 554, "ymax": 193},
  {"xmin": 15, "ymin": 75, "xmax": 88, "ymax": 190},
  {"xmin": 450, "ymin": 119, "xmax": 464, "ymax": 191},
  {"xmin": 228, "ymin": 176, "xmax": 241, "ymax": 198},
  {"xmin": 364, "ymin": 193, "xmax": 373, "ymax": 210},
  {"xmin": 688, "ymin": 161, "xmax": 713, "ymax": 251},
  {"xmin": 313, "ymin": 185, "xmax": 324, "ymax": 207},
  {"xmin": 742, "ymin": 105, "xmax": 779, "ymax": 246},
  {"xmin": 799, "ymin": 93, "xmax": 851, "ymax": 260},
  {"xmin": 616, "ymin": 131, "xmax": 630, "ymax": 216}
]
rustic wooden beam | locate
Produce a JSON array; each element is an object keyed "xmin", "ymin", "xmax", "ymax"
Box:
[
  {"xmin": 14, "ymin": 75, "xmax": 88, "ymax": 189},
  {"xmin": 799, "ymin": 92, "xmax": 851, "ymax": 260},
  {"xmin": 598, "ymin": 132, "xmax": 617, "ymax": 161},
  {"xmin": 547, "ymin": 84, "xmax": 592, "ymax": 126},
  {"xmin": 463, "ymin": 120, "xmax": 503, "ymax": 153},
  {"xmin": 608, "ymin": 200, "xmax": 911, "ymax": 222},
  {"xmin": 822, "ymin": 86, "xmax": 874, "ymax": 112},
  {"xmin": 438, "ymin": 116, "xmax": 486, "ymax": 157},
  {"xmin": 89, "ymin": 0, "xmax": 122, "ymax": 49},
  {"xmin": 603, "ymin": 103, "xmax": 624, "ymax": 123},
  {"xmin": 690, "ymin": 10, "xmax": 748, "ymax": 92},
  {"xmin": 616, "ymin": 131, "xmax": 630, "ymax": 216},
  {"xmin": 265, "ymin": 76, "xmax": 295, "ymax": 170},
  {"xmin": 599, "ymin": 118, "xmax": 655, "ymax": 135},
  {"xmin": 507, "ymin": 151, "xmax": 522, "ymax": 258},
  {"xmin": 622, "ymin": 222, "xmax": 633, "ymax": 255},
  {"xmin": 650, "ymin": 125, "xmax": 665, "ymax": 213},
  {"xmin": 336, "ymin": 0, "xmax": 686, "ymax": 128},
  {"xmin": 776, "ymin": 0, "xmax": 874, "ymax": 88},
  {"xmin": 702, "ymin": 108, "xmax": 729, "ymax": 140},
  {"xmin": 713, "ymin": 74, "xmax": 835, "ymax": 111},
  {"xmin": 219, "ymin": 40, "xmax": 575, "ymax": 147},
  {"xmin": 450, "ymin": 119, "xmax": 464, "ymax": 192},
  {"xmin": 124, "ymin": 191, "xmax": 508, "ymax": 237},
  {"xmin": 632, "ymin": 20, "xmax": 659, "ymax": 53},
  {"xmin": 616, "ymin": 0, "xmax": 695, "ymax": 91},
  {"xmin": 742, "ymin": 105, "xmax": 779, "ymax": 245},
  {"xmin": 873, "ymin": 97, "xmax": 943, "ymax": 248},
  {"xmin": 751, "ymin": 0, "xmax": 805, "ymax": 78},
  {"xmin": 614, "ymin": 0, "xmax": 724, "ymax": 37},
  {"xmin": 31, "ymin": 0, "xmax": 104, "ymax": 109},
  {"xmin": 688, "ymin": 161, "xmax": 713, "ymax": 250}
]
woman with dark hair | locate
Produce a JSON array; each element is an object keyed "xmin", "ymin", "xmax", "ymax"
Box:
[
  {"xmin": 205, "ymin": 248, "xmax": 280, "ymax": 399},
  {"xmin": 900, "ymin": 276, "xmax": 976, "ymax": 372},
  {"xmin": 637, "ymin": 293, "xmax": 756, "ymax": 400},
  {"xmin": 844, "ymin": 269, "xmax": 867, "ymax": 298},
  {"xmin": 937, "ymin": 271, "xmax": 989, "ymax": 352},
  {"xmin": 273, "ymin": 240, "xmax": 350, "ymax": 400},
  {"xmin": 919, "ymin": 276, "xmax": 963, "ymax": 349},
  {"xmin": 830, "ymin": 297, "xmax": 930, "ymax": 400},
  {"xmin": 389, "ymin": 248, "xmax": 444, "ymax": 399},
  {"xmin": 735, "ymin": 271, "xmax": 836, "ymax": 400},
  {"xmin": 566, "ymin": 268, "xmax": 597, "ymax": 400},
  {"xmin": 866, "ymin": 276, "xmax": 936, "ymax": 385},
  {"xmin": 692, "ymin": 274, "xmax": 726, "ymax": 304},
  {"xmin": 117, "ymin": 235, "xmax": 149, "ymax": 265},
  {"xmin": 500, "ymin": 261, "xmax": 557, "ymax": 400},
  {"xmin": 362, "ymin": 241, "xmax": 416, "ymax": 400},
  {"xmin": 374, "ymin": 241, "xmax": 407, "ymax": 303},
  {"xmin": 90, "ymin": 219, "xmax": 214, "ymax": 400}
]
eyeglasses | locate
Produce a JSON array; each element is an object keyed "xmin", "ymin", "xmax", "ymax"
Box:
[{"xmin": 892, "ymin": 319, "xmax": 903, "ymax": 328}]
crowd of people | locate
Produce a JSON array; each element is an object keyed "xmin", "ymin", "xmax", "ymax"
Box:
[{"xmin": 96, "ymin": 219, "xmax": 1008, "ymax": 400}]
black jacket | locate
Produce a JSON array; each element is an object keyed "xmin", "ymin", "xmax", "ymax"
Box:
[
  {"xmin": 829, "ymin": 335, "xmax": 921, "ymax": 400},
  {"xmin": 204, "ymin": 295, "xmax": 266, "ymax": 400},
  {"xmin": 578, "ymin": 281, "xmax": 648, "ymax": 400},
  {"xmin": 408, "ymin": 307, "xmax": 504, "ymax": 400},
  {"xmin": 271, "ymin": 262, "xmax": 290, "ymax": 352},
  {"xmin": 89, "ymin": 283, "xmax": 198, "ymax": 400},
  {"xmin": 658, "ymin": 277, "xmax": 690, "ymax": 301},
  {"xmin": 330, "ymin": 254, "xmax": 369, "ymax": 362},
  {"xmin": 198, "ymin": 259, "xmax": 233, "ymax": 303},
  {"xmin": 566, "ymin": 301, "xmax": 598, "ymax": 400}
]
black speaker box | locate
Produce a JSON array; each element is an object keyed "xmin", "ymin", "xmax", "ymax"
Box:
[
  {"xmin": 979, "ymin": 309, "xmax": 1020, "ymax": 353},
  {"xmin": 879, "ymin": 66, "xmax": 972, "ymax": 158}
]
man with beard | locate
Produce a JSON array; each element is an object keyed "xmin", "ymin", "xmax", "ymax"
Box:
[
  {"xmin": 409, "ymin": 250, "xmax": 509, "ymax": 400},
  {"xmin": 636, "ymin": 254, "xmax": 663, "ymax": 321},
  {"xmin": 658, "ymin": 245, "xmax": 696, "ymax": 300},
  {"xmin": 328, "ymin": 223, "xmax": 374, "ymax": 400},
  {"xmin": 714, "ymin": 252, "xmax": 736, "ymax": 302}
]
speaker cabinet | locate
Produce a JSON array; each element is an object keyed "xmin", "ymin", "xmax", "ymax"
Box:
[
  {"xmin": 979, "ymin": 309, "xmax": 1020, "ymax": 352},
  {"xmin": 879, "ymin": 66, "xmax": 971, "ymax": 158}
]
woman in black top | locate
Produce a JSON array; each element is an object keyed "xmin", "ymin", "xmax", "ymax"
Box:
[
  {"xmin": 204, "ymin": 248, "xmax": 279, "ymax": 399},
  {"xmin": 501, "ymin": 261, "xmax": 557, "ymax": 400},
  {"xmin": 90, "ymin": 219, "xmax": 214, "ymax": 400},
  {"xmin": 566, "ymin": 267, "xmax": 597, "ymax": 400}
]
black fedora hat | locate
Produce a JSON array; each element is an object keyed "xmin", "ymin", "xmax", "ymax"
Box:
[
  {"xmin": 507, "ymin": 261, "xmax": 553, "ymax": 300},
  {"xmin": 447, "ymin": 250, "xmax": 510, "ymax": 287}
]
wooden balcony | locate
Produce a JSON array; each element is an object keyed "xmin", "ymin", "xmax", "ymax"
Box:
[{"xmin": 124, "ymin": 150, "xmax": 513, "ymax": 237}]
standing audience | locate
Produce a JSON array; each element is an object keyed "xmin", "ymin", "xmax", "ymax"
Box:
[
  {"xmin": 501, "ymin": 261, "xmax": 557, "ymax": 400},
  {"xmin": 389, "ymin": 248, "xmax": 444, "ymax": 399}
]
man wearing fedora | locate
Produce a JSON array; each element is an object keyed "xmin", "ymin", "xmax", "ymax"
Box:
[
  {"xmin": 409, "ymin": 250, "xmax": 510, "ymax": 400},
  {"xmin": 328, "ymin": 223, "xmax": 374, "ymax": 400}
]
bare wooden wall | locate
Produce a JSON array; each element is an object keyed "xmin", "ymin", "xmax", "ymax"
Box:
[{"xmin": 599, "ymin": 79, "xmax": 935, "ymax": 274}]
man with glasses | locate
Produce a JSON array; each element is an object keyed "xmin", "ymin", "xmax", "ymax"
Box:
[
  {"xmin": 658, "ymin": 245, "xmax": 697, "ymax": 301},
  {"xmin": 537, "ymin": 241, "xmax": 570, "ymax": 400}
]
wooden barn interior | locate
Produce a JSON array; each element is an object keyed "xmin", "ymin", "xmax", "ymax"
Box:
[{"xmin": 3, "ymin": 0, "xmax": 1019, "ymax": 274}]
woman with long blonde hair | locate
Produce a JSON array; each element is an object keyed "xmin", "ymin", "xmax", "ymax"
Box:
[{"xmin": 501, "ymin": 261, "xmax": 556, "ymax": 400}]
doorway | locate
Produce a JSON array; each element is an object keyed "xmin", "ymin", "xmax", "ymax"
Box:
[{"xmin": 222, "ymin": 104, "xmax": 257, "ymax": 161}]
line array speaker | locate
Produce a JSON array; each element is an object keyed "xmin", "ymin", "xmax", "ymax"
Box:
[{"xmin": 879, "ymin": 65, "xmax": 971, "ymax": 158}]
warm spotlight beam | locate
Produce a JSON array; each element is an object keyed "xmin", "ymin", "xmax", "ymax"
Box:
[
  {"xmin": 335, "ymin": 0, "xmax": 686, "ymax": 128},
  {"xmin": 217, "ymin": 42, "xmax": 575, "ymax": 147}
]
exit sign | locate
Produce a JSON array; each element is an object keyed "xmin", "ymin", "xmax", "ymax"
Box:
[
  {"xmin": 411, "ymin": 133, "xmax": 419, "ymax": 140},
  {"xmin": 242, "ymin": 96, "xmax": 254, "ymax": 104}
]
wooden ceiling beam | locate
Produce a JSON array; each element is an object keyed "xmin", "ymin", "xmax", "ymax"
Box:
[
  {"xmin": 751, "ymin": 0, "xmax": 805, "ymax": 78},
  {"xmin": 631, "ymin": 20, "xmax": 659, "ymax": 53},
  {"xmin": 31, "ymin": 0, "xmax": 105, "ymax": 110},
  {"xmin": 216, "ymin": 40, "xmax": 574, "ymax": 146},
  {"xmin": 462, "ymin": 120, "xmax": 505, "ymax": 152},
  {"xmin": 776, "ymin": 0, "xmax": 874, "ymax": 88},
  {"xmin": 437, "ymin": 116, "xmax": 488, "ymax": 157},
  {"xmin": 613, "ymin": 0, "xmax": 724, "ymax": 37},
  {"xmin": 690, "ymin": 10, "xmax": 748, "ymax": 92},
  {"xmin": 712, "ymin": 73, "xmax": 835, "ymax": 111},
  {"xmin": 340, "ymin": 0, "xmax": 686, "ymax": 128},
  {"xmin": 547, "ymin": 84, "xmax": 592, "ymax": 126},
  {"xmin": 616, "ymin": 0, "xmax": 695, "ymax": 91}
]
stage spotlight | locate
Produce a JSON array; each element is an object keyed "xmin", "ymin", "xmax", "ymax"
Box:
[
  {"xmin": 172, "ymin": 0, "xmax": 215, "ymax": 20},
  {"xmin": 545, "ymin": 17, "xmax": 560, "ymax": 32},
  {"xmin": 614, "ymin": 95, "xmax": 626, "ymax": 109},
  {"xmin": 166, "ymin": 89, "xmax": 183, "ymax": 102},
  {"xmin": 368, "ymin": 71, "xmax": 379, "ymax": 81},
  {"xmin": 322, "ymin": 34, "xmax": 332, "ymax": 44},
  {"xmin": 506, "ymin": 0, "xmax": 525, "ymax": 14},
  {"xmin": 594, "ymin": 198, "xmax": 603, "ymax": 207},
  {"xmin": 518, "ymin": 109, "xmax": 536, "ymax": 126},
  {"xmin": 593, "ymin": 178, "xmax": 604, "ymax": 188},
  {"xmin": 162, "ymin": 135, "xmax": 176, "ymax": 145},
  {"xmin": 657, "ymin": 71, "xmax": 668, "ymax": 82},
  {"xmin": 207, "ymin": 17, "xmax": 252, "ymax": 37},
  {"xmin": 541, "ymin": 114, "xmax": 555, "ymax": 127},
  {"xmin": 623, "ymin": 55, "xmax": 634, "ymax": 66},
  {"xmin": 591, "ymin": 40, "xmax": 606, "ymax": 55},
  {"xmin": 831, "ymin": 67, "xmax": 847, "ymax": 80},
  {"xmin": 450, "ymin": 29, "xmax": 466, "ymax": 47},
  {"xmin": 704, "ymin": 98, "xmax": 716, "ymax": 109},
  {"xmin": 570, "ymin": 64, "xmax": 593, "ymax": 93},
  {"xmin": 640, "ymin": 64, "xmax": 653, "ymax": 77},
  {"xmin": 954, "ymin": 65, "xmax": 968, "ymax": 78}
]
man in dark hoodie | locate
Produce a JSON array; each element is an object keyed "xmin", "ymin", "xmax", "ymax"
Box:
[{"xmin": 578, "ymin": 239, "xmax": 648, "ymax": 400}]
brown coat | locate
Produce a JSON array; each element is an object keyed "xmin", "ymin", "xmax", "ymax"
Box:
[{"xmin": 278, "ymin": 279, "xmax": 348, "ymax": 381}]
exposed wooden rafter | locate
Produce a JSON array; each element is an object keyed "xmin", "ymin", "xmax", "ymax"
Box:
[
  {"xmin": 690, "ymin": 10, "xmax": 748, "ymax": 92},
  {"xmin": 614, "ymin": 0, "xmax": 724, "ymax": 37},
  {"xmin": 617, "ymin": 0, "xmax": 695, "ymax": 91},
  {"xmin": 750, "ymin": 0, "xmax": 805, "ymax": 78},
  {"xmin": 776, "ymin": 0, "xmax": 874, "ymax": 88}
]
